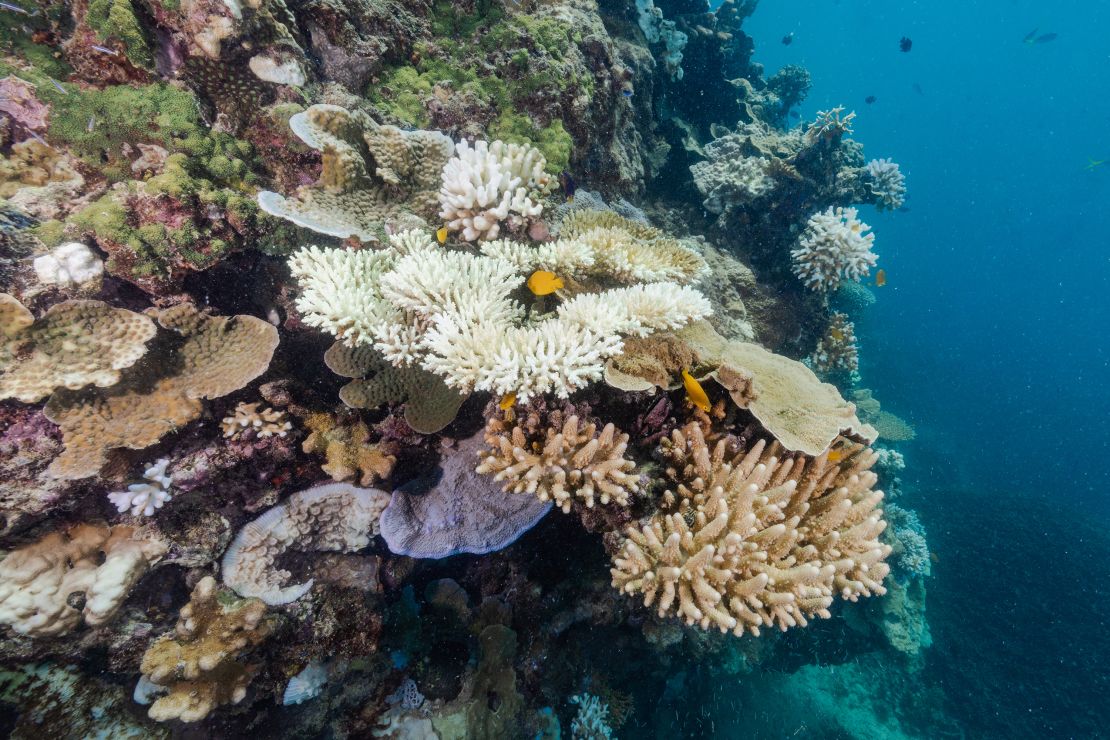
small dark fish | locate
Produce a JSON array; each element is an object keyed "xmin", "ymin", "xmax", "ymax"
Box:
[
  {"xmin": 1034, "ymin": 32, "xmax": 1057, "ymax": 44},
  {"xmin": 1023, "ymin": 28, "xmax": 1039, "ymax": 43},
  {"xmin": 559, "ymin": 170, "xmax": 576, "ymax": 198},
  {"xmin": 782, "ymin": 33, "xmax": 793, "ymax": 46},
  {"xmin": 865, "ymin": 95, "xmax": 877, "ymax": 105},
  {"xmin": 899, "ymin": 36, "xmax": 912, "ymax": 52},
  {"xmin": 912, "ymin": 82, "xmax": 924, "ymax": 96}
]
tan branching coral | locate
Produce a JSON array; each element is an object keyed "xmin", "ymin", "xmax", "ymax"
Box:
[
  {"xmin": 476, "ymin": 412, "xmax": 640, "ymax": 513},
  {"xmin": 138, "ymin": 576, "xmax": 272, "ymax": 722},
  {"xmin": 44, "ymin": 304, "xmax": 279, "ymax": 479},
  {"xmin": 301, "ymin": 411, "xmax": 396, "ymax": 486},
  {"xmin": 0, "ymin": 523, "xmax": 167, "ymax": 637},
  {"xmin": 557, "ymin": 209, "xmax": 708, "ymax": 284},
  {"xmin": 0, "ymin": 293, "xmax": 156, "ymax": 403},
  {"xmin": 221, "ymin": 482, "xmax": 392, "ymax": 605},
  {"xmin": 809, "ymin": 312, "xmax": 859, "ymax": 377},
  {"xmin": 221, "ymin": 402, "xmax": 292, "ymax": 440},
  {"xmin": 257, "ymin": 104, "xmax": 454, "ymax": 241},
  {"xmin": 611, "ymin": 423, "xmax": 891, "ymax": 636},
  {"xmin": 324, "ymin": 341, "xmax": 466, "ymax": 434}
]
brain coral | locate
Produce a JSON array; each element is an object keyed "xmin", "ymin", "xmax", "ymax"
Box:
[
  {"xmin": 612, "ymin": 422, "xmax": 891, "ymax": 636},
  {"xmin": 257, "ymin": 104, "xmax": 454, "ymax": 241},
  {"xmin": 44, "ymin": 303, "xmax": 278, "ymax": 479},
  {"xmin": 0, "ymin": 293, "xmax": 156, "ymax": 403}
]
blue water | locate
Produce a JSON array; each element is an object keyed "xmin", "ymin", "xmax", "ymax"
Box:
[{"xmin": 744, "ymin": 2, "xmax": 1110, "ymax": 736}]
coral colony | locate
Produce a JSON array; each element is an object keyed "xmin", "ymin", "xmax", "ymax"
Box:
[{"xmin": 0, "ymin": 0, "xmax": 925, "ymax": 736}]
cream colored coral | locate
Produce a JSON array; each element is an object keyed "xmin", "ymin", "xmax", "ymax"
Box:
[
  {"xmin": 221, "ymin": 402, "xmax": 292, "ymax": 440},
  {"xmin": 221, "ymin": 482, "xmax": 391, "ymax": 605},
  {"xmin": 479, "ymin": 237, "xmax": 596, "ymax": 275},
  {"xmin": 0, "ymin": 523, "xmax": 167, "ymax": 636},
  {"xmin": 107, "ymin": 458, "xmax": 174, "ymax": 517},
  {"xmin": 439, "ymin": 139, "xmax": 552, "ymax": 241},
  {"xmin": 808, "ymin": 312, "xmax": 859, "ymax": 376},
  {"xmin": 791, "ymin": 207, "xmax": 877, "ymax": 292},
  {"xmin": 611, "ymin": 423, "xmax": 891, "ymax": 636},
  {"xmin": 477, "ymin": 414, "xmax": 639, "ymax": 513},
  {"xmin": 558, "ymin": 209, "xmax": 708, "ymax": 283},
  {"xmin": 0, "ymin": 293, "xmax": 156, "ymax": 404},
  {"xmin": 138, "ymin": 576, "xmax": 271, "ymax": 722}
]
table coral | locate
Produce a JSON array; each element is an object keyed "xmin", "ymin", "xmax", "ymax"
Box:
[
  {"xmin": 44, "ymin": 303, "xmax": 279, "ymax": 479},
  {"xmin": 257, "ymin": 104, "xmax": 454, "ymax": 241},
  {"xmin": 0, "ymin": 293, "xmax": 156, "ymax": 404},
  {"xmin": 221, "ymin": 481, "xmax": 391, "ymax": 605},
  {"xmin": 476, "ymin": 411, "xmax": 640, "ymax": 514},
  {"xmin": 138, "ymin": 576, "xmax": 272, "ymax": 722},
  {"xmin": 0, "ymin": 523, "xmax": 167, "ymax": 637},
  {"xmin": 791, "ymin": 206, "xmax": 878, "ymax": 293},
  {"xmin": 611, "ymin": 422, "xmax": 891, "ymax": 636}
]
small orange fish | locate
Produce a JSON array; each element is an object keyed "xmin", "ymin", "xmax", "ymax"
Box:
[
  {"xmin": 681, "ymin": 369, "xmax": 711, "ymax": 412},
  {"xmin": 875, "ymin": 269, "xmax": 887, "ymax": 287},
  {"xmin": 499, "ymin": 392, "xmax": 516, "ymax": 411},
  {"xmin": 527, "ymin": 270, "xmax": 564, "ymax": 296},
  {"xmin": 436, "ymin": 226, "xmax": 448, "ymax": 244},
  {"xmin": 828, "ymin": 449, "xmax": 844, "ymax": 463}
]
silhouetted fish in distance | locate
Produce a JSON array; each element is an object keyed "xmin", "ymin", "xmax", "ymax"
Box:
[
  {"xmin": 912, "ymin": 83, "xmax": 924, "ymax": 96},
  {"xmin": 865, "ymin": 95, "xmax": 877, "ymax": 105},
  {"xmin": 1023, "ymin": 29, "xmax": 1058, "ymax": 44},
  {"xmin": 899, "ymin": 36, "xmax": 912, "ymax": 52},
  {"xmin": 782, "ymin": 32, "xmax": 793, "ymax": 46}
]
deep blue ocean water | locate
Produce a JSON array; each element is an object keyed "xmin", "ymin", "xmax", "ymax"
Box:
[{"xmin": 737, "ymin": 2, "xmax": 1110, "ymax": 737}]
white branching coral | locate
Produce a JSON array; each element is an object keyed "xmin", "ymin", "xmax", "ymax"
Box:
[
  {"xmin": 107, "ymin": 458, "xmax": 174, "ymax": 517},
  {"xmin": 809, "ymin": 106, "xmax": 856, "ymax": 139},
  {"xmin": 570, "ymin": 693, "xmax": 615, "ymax": 740},
  {"xmin": 611, "ymin": 423, "xmax": 891, "ymax": 636},
  {"xmin": 221, "ymin": 402, "xmax": 292, "ymax": 440},
  {"xmin": 864, "ymin": 158, "xmax": 907, "ymax": 211},
  {"xmin": 289, "ymin": 230, "xmax": 712, "ymax": 401},
  {"xmin": 791, "ymin": 207, "xmax": 877, "ymax": 292},
  {"xmin": 439, "ymin": 139, "xmax": 552, "ymax": 241}
]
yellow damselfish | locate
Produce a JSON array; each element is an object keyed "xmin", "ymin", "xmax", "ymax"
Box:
[
  {"xmin": 436, "ymin": 226, "xmax": 448, "ymax": 244},
  {"xmin": 499, "ymin": 392, "xmax": 517, "ymax": 410},
  {"xmin": 527, "ymin": 270, "xmax": 564, "ymax": 296},
  {"xmin": 681, "ymin": 369, "xmax": 711, "ymax": 412}
]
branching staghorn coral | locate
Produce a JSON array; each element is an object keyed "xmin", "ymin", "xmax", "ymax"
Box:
[
  {"xmin": 611, "ymin": 423, "xmax": 891, "ymax": 636},
  {"xmin": 0, "ymin": 293, "xmax": 156, "ymax": 404},
  {"xmin": 809, "ymin": 106, "xmax": 857, "ymax": 140},
  {"xmin": 289, "ymin": 230, "xmax": 711, "ymax": 401},
  {"xmin": 221, "ymin": 482, "xmax": 391, "ymax": 605},
  {"xmin": 0, "ymin": 523, "xmax": 167, "ymax": 636},
  {"xmin": 107, "ymin": 458, "xmax": 174, "ymax": 516},
  {"xmin": 257, "ymin": 104, "xmax": 454, "ymax": 241},
  {"xmin": 476, "ymin": 411, "xmax": 640, "ymax": 513},
  {"xmin": 439, "ymin": 139, "xmax": 552, "ymax": 241},
  {"xmin": 791, "ymin": 206, "xmax": 877, "ymax": 292},
  {"xmin": 137, "ymin": 576, "xmax": 272, "ymax": 722},
  {"xmin": 864, "ymin": 158, "xmax": 907, "ymax": 211},
  {"xmin": 221, "ymin": 402, "xmax": 292, "ymax": 440},
  {"xmin": 570, "ymin": 692, "xmax": 615, "ymax": 740}
]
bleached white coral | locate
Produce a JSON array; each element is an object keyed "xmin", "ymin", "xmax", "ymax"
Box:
[
  {"xmin": 221, "ymin": 402, "xmax": 292, "ymax": 439},
  {"xmin": 479, "ymin": 237, "xmax": 596, "ymax": 275},
  {"xmin": 791, "ymin": 206, "xmax": 877, "ymax": 292},
  {"xmin": 865, "ymin": 158, "xmax": 907, "ymax": 211},
  {"xmin": 810, "ymin": 106, "xmax": 856, "ymax": 138},
  {"xmin": 439, "ymin": 139, "xmax": 552, "ymax": 241},
  {"xmin": 107, "ymin": 458, "xmax": 173, "ymax": 517},
  {"xmin": 33, "ymin": 242, "xmax": 104, "ymax": 289},
  {"xmin": 570, "ymin": 693, "xmax": 615, "ymax": 740}
]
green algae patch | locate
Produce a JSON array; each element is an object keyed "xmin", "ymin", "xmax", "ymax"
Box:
[
  {"xmin": 490, "ymin": 113, "xmax": 572, "ymax": 174},
  {"xmin": 86, "ymin": 0, "xmax": 154, "ymax": 68}
]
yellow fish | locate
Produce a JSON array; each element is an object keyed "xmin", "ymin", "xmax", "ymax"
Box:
[
  {"xmin": 499, "ymin": 392, "xmax": 516, "ymax": 410},
  {"xmin": 875, "ymin": 268, "xmax": 887, "ymax": 287},
  {"xmin": 681, "ymin": 369, "xmax": 711, "ymax": 412},
  {"xmin": 527, "ymin": 270, "xmax": 564, "ymax": 296},
  {"xmin": 828, "ymin": 449, "xmax": 844, "ymax": 463},
  {"xmin": 436, "ymin": 226, "xmax": 448, "ymax": 244}
]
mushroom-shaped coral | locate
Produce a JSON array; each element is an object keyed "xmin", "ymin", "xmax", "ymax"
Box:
[
  {"xmin": 221, "ymin": 481, "xmax": 391, "ymax": 605},
  {"xmin": 380, "ymin": 431, "xmax": 552, "ymax": 558},
  {"xmin": 137, "ymin": 576, "xmax": 272, "ymax": 722},
  {"xmin": 257, "ymin": 104, "xmax": 454, "ymax": 241},
  {"xmin": 44, "ymin": 303, "xmax": 278, "ymax": 479},
  {"xmin": 476, "ymin": 412, "xmax": 640, "ymax": 514},
  {"xmin": 791, "ymin": 206, "xmax": 877, "ymax": 292},
  {"xmin": 107, "ymin": 458, "xmax": 174, "ymax": 517},
  {"xmin": 439, "ymin": 139, "xmax": 552, "ymax": 241},
  {"xmin": 0, "ymin": 293, "xmax": 155, "ymax": 404},
  {"xmin": 611, "ymin": 423, "xmax": 891, "ymax": 636},
  {"xmin": 0, "ymin": 523, "xmax": 167, "ymax": 636}
]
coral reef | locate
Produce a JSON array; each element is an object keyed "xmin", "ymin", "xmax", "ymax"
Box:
[
  {"xmin": 865, "ymin": 158, "xmax": 907, "ymax": 211},
  {"xmin": 570, "ymin": 692, "xmax": 616, "ymax": 739},
  {"xmin": 792, "ymin": 207, "xmax": 878, "ymax": 293},
  {"xmin": 32, "ymin": 242, "xmax": 104, "ymax": 290},
  {"xmin": 808, "ymin": 311, "xmax": 860, "ymax": 381},
  {"xmin": 300, "ymin": 409, "xmax": 397, "ymax": 486},
  {"xmin": 221, "ymin": 481, "xmax": 391, "ymax": 604},
  {"xmin": 612, "ymin": 422, "xmax": 891, "ymax": 636},
  {"xmin": 221, "ymin": 401, "xmax": 292, "ymax": 440}
]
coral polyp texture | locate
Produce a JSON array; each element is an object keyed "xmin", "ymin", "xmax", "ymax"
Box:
[
  {"xmin": 439, "ymin": 139, "xmax": 552, "ymax": 241},
  {"xmin": 612, "ymin": 423, "xmax": 891, "ymax": 636},
  {"xmin": 792, "ymin": 206, "xmax": 878, "ymax": 292},
  {"xmin": 257, "ymin": 104, "xmax": 453, "ymax": 241},
  {"xmin": 477, "ymin": 411, "xmax": 640, "ymax": 513},
  {"xmin": 137, "ymin": 576, "xmax": 272, "ymax": 722},
  {"xmin": 0, "ymin": 523, "xmax": 167, "ymax": 636}
]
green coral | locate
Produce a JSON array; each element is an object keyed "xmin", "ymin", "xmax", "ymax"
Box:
[
  {"xmin": 86, "ymin": 0, "xmax": 154, "ymax": 68},
  {"xmin": 489, "ymin": 113, "xmax": 572, "ymax": 174}
]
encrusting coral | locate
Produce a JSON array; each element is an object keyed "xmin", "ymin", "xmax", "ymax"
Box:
[
  {"xmin": 0, "ymin": 523, "xmax": 167, "ymax": 637},
  {"xmin": 137, "ymin": 576, "xmax": 272, "ymax": 722},
  {"xmin": 107, "ymin": 458, "xmax": 173, "ymax": 517},
  {"xmin": 0, "ymin": 293, "xmax": 156, "ymax": 404},
  {"xmin": 221, "ymin": 481, "xmax": 391, "ymax": 605},
  {"xmin": 44, "ymin": 303, "xmax": 279, "ymax": 479},
  {"xmin": 221, "ymin": 402, "xmax": 292, "ymax": 440},
  {"xmin": 438, "ymin": 139, "xmax": 552, "ymax": 241},
  {"xmin": 257, "ymin": 104, "xmax": 454, "ymax": 241},
  {"xmin": 300, "ymin": 410, "xmax": 396, "ymax": 486},
  {"xmin": 476, "ymin": 411, "xmax": 640, "ymax": 514},
  {"xmin": 791, "ymin": 206, "xmax": 878, "ymax": 293},
  {"xmin": 611, "ymin": 422, "xmax": 891, "ymax": 636}
]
